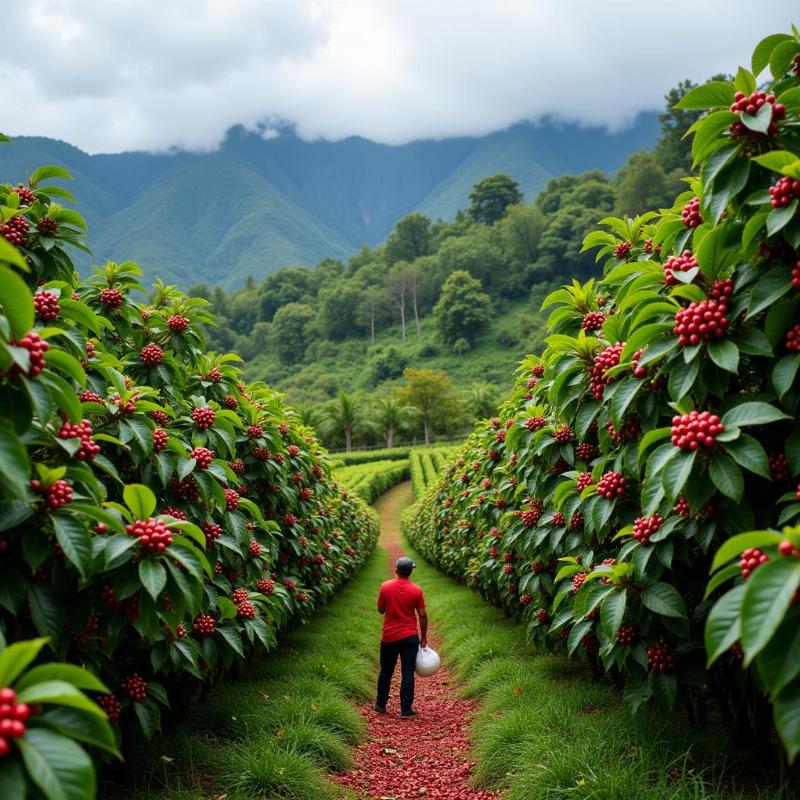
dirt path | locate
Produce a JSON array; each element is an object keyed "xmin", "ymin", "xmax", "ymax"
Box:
[{"xmin": 333, "ymin": 482, "xmax": 498, "ymax": 800}]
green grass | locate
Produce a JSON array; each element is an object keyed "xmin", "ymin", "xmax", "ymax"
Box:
[
  {"xmin": 335, "ymin": 459, "xmax": 410, "ymax": 503},
  {"xmin": 401, "ymin": 532, "xmax": 784, "ymax": 800},
  {"xmin": 99, "ymin": 547, "xmax": 389, "ymax": 800}
]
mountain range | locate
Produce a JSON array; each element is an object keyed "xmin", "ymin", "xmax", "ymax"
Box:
[{"xmin": 0, "ymin": 116, "xmax": 660, "ymax": 289}]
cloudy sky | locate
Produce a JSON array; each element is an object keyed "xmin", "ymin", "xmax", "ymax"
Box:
[{"xmin": 0, "ymin": 1, "xmax": 796, "ymax": 154}]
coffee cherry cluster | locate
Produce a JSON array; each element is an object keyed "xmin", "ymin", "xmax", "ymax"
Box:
[
  {"xmin": 202, "ymin": 522, "xmax": 222, "ymax": 545},
  {"xmin": 284, "ymin": 513, "xmax": 297, "ymax": 526},
  {"xmin": 162, "ymin": 506, "xmax": 185, "ymax": 520},
  {"xmin": 670, "ymin": 411, "xmax": 724, "ymax": 449},
  {"xmin": 151, "ymin": 410, "xmax": 169, "ymax": 426},
  {"xmin": 256, "ymin": 578, "xmax": 275, "ymax": 594},
  {"xmin": 1, "ymin": 215, "xmax": 30, "ymax": 246},
  {"xmin": 739, "ymin": 548, "xmax": 769, "ymax": 579},
  {"xmin": 247, "ymin": 424, "xmax": 263, "ymax": 439},
  {"xmin": 597, "ymin": 471, "xmax": 626, "ymax": 499},
  {"xmin": 229, "ymin": 458, "xmax": 245, "ymax": 475},
  {"xmin": 58, "ymin": 418, "xmax": 101, "ymax": 461},
  {"xmin": 299, "ymin": 487, "xmax": 313, "ymax": 501},
  {"xmin": 207, "ymin": 367, "xmax": 222, "ymax": 383},
  {"xmin": 606, "ymin": 417, "xmax": 640, "ymax": 443},
  {"xmin": 551, "ymin": 511, "xmax": 566, "ymax": 527},
  {"xmin": 617, "ymin": 625, "xmax": 638, "ymax": 645},
  {"xmin": 520, "ymin": 509, "xmax": 540, "ymax": 528},
  {"xmin": 248, "ymin": 539, "xmax": 262, "ymax": 558},
  {"xmin": 79, "ymin": 389, "xmax": 103, "ymax": 404},
  {"xmin": 36, "ymin": 217, "xmax": 59, "ymax": 235},
  {"xmin": 140, "ymin": 343, "xmax": 164, "ymax": 366},
  {"xmin": 231, "ymin": 588, "xmax": 249, "ymax": 604},
  {"xmin": 191, "ymin": 406, "xmax": 215, "ymax": 430},
  {"xmin": 10, "ymin": 331, "xmax": 49, "ymax": 377},
  {"xmin": 581, "ymin": 311, "xmax": 606, "ymax": 332},
  {"xmin": 647, "ymin": 639, "xmax": 678, "ymax": 672},
  {"xmin": 13, "ymin": 185, "xmax": 35, "ymax": 205},
  {"xmin": 769, "ymin": 453, "xmax": 790, "ymax": 482},
  {"xmin": 192, "ymin": 614, "xmax": 216, "ymax": 635},
  {"xmin": 224, "ymin": 489, "xmax": 240, "ymax": 511},
  {"xmin": 589, "ymin": 342, "xmax": 624, "ymax": 400},
  {"xmin": 709, "ymin": 278, "xmax": 734, "ymax": 303},
  {"xmin": 152, "ymin": 428, "xmax": 169, "ymax": 452},
  {"xmin": 33, "ymin": 290, "xmax": 60, "ymax": 321},
  {"xmin": 126, "ymin": 517, "xmax": 174, "ymax": 553},
  {"xmin": 663, "ymin": 250, "xmax": 699, "ymax": 285},
  {"xmin": 237, "ymin": 600, "xmax": 256, "ymax": 619},
  {"xmin": 190, "ymin": 446, "xmax": 214, "ymax": 469},
  {"xmin": 0, "ymin": 688, "xmax": 30, "ymax": 756},
  {"xmin": 614, "ymin": 241, "xmax": 632, "ymax": 260},
  {"xmin": 222, "ymin": 395, "xmax": 238, "ymax": 410},
  {"xmin": 779, "ymin": 539, "xmax": 800, "ymax": 557},
  {"xmin": 785, "ymin": 324, "xmax": 800, "ymax": 352},
  {"xmin": 167, "ymin": 314, "xmax": 189, "ymax": 333},
  {"xmin": 570, "ymin": 511, "xmax": 584, "ymax": 530},
  {"xmin": 729, "ymin": 91, "xmax": 785, "ymax": 138},
  {"xmin": 525, "ymin": 416, "xmax": 546, "ymax": 431},
  {"xmin": 31, "ymin": 478, "xmax": 72, "ymax": 508},
  {"xmin": 534, "ymin": 608, "xmax": 549, "ymax": 625},
  {"xmin": 283, "ymin": 578, "xmax": 297, "ymax": 591},
  {"xmin": 770, "ymin": 176, "xmax": 800, "ymax": 209},
  {"xmin": 120, "ymin": 674, "xmax": 148, "ymax": 701},
  {"xmin": 287, "ymin": 444, "xmax": 300, "ymax": 457},
  {"xmin": 99, "ymin": 287, "xmax": 123, "ymax": 309},
  {"xmin": 576, "ymin": 472, "xmax": 595, "ymax": 493},
  {"xmin": 575, "ymin": 443, "xmax": 596, "ymax": 462},
  {"xmin": 572, "ymin": 572, "xmax": 587, "ymax": 593},
  {"xmin": 673, "ymin": 298, "xmax": 729, "ymax": 346},
  {"xmin": 674, "ymin": 496, "xmax": 691, "ymax": 517},
  {"xmin": 519, "ymin": 593, "xmax": 532, "ymax": 606},
  {"xmin": 552, "ymin": 423, "xmax": 573, "ymax": 443},
  {"xmin": 632, "ymin": 513, "xmax": 664, "ymax": 545},
  {"xmin": 96, "ymin": 693, "xmax": 121, "ymax": 721},
  {"xmin": 681, "ymin": 197, "xmax": 703, "ymax": 228}
]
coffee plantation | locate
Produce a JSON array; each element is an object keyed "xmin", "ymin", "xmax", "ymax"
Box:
[
  {"xmin": 0, "ymin": 148, "xmax": 379, "ymax": 799},
  {"xmin": 404, "ymin": 27, "xmax": 800, "ymax": 768}
]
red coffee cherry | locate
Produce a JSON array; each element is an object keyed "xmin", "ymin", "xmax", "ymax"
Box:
[
  {"xmin": 237, "ymin": 600, "xmax": 256, "ymax": 619},
  {"xmin": 57, "ymin": 418, "xmax": 101, "ymax": 461},
  {"xmin": 190, "ymin": 446, "xmax": 214, "ymax": 469},
  {"xmin": 534, "ymin": 608, "xmax": 549, "ymax": 624},
  {"xmin": 632, "ymin": 513, "xmax": 664, "ymax": 545},
  {"xmin": 96, "ymin": 693, "xmax": 121, "ymax": 721},
  {"xmin": 229, "ymin": 458, "xmax": 245, "ymax": 475},
  {"xmin": 792, "ymin": 260, "xmax": 800, "ymax": 289},
  {"xmin": 10, "ymin": 331, "xmax": 49, "ymax": 377},
  {"xmin": 224, "ymin": 489, "xmax": 240, "ymax": 511},
  {"xmin": 729, "ymin": 91, "xmax": 785, "ymax": 138},
  {"xmin": 597, "ymin": 471, "xmax": 626, "ymax": 499},
  {"xmin": 709, "ymin": 278, "xmax": 734, "ymax": 302},
  {"xmin": 769, "ymin": 453, "xmax": 790, "ymax": 482},
  {"xmin": 739, "ymin": 548, "xmax": 769, "ymax": 579},
  {"xmin": 581, "ymin": 311, "xmax": 606, "ymax": 332},
  {"xmin": 674, "ymin": 496, "xmax": 691, "ymax": 517},
  {"xmin": 663, "ymin": 250, "xmax": 700, "ymax": 285},
  {"xmin": 283, "ymin": 513, "xmax": 297, "ymax": 526},
  {"xmin": 617, "ymin": 625, "xmax": 638, "ymax": 645},
  {"xmin": 287, "ymin": 444, "xmax": 300, "ymax": 457},
  {"xmin": 202, "ymin": 522, "xmax": 222, "ymax": 546},
  {"xmin": 193, "ymin": 614, "xmax": 216, "ymax": 635},
  {"xmin": 671, "ymin": 411, "xmax": 724, "ymax": 449},
  {"xmin": 231, "ymin": 588, "xmax": 249, "ymax": 604},
  {"xmin": 140, "ymin": 343, "xmax": 164, "ymax": 366},
  {"xmin": 589, "ymin": 342, "xmax": 624, "ymax": 400},
  {"xmin": 647, "ymin": 639, "xmax": 678, "ymax": 672},
  {"xmin": 150, "ymin": 410, "xmax": 169, "ymax": 426},
  {"xmin": 99, "ymin": 287, "xmax": 124, "ymax": 309},
  {"xmin": 606, "ymin": 417, "xmax": 640, "ymax": 443},
  {"xmin": 13, "ymin": 185, "xmax": 35, "ymax": 205},
  {"xmin": 785, "ymin": 324, "xmax": 800, "ymax": 352},
  {"xmin": 614, "ymin": 241, "xmax": 632, "ymax": 260},
  {"xmin": 207, "ymin": 367, "xmax": 222, "ymax": 383},
  {"xmin": 167, "ymin": 314, "xmax": 189, "ymax": 333},
  {"xmin": 769, "ymin": 176, "xmax": 800, "ymax": 208},
  {"xmin": 120, "ymin": 673, "xmax": 148, "ymax": 701},
  {"xmin": 79, "ymin": 390, "xmax": 103, "ymax": 404},
  {"xmin": 0, "ymin": 214, "xmax": 30, "ymax": 246},
  {"xmin": 256, "ymin": 578, "xmax": 275, "ymax": 594},
  {"xmin": 161, "ymin": 506, "xmax": 185, "ymax": 520},
  {"xmin": 33, "ymin": 290, "xmax": 60, "ymax": 321},
  {"xmin": 531, "ymin": 364, "xmax": 545, "ymax": 378},
  {"xmin": 552, "ymin": 423, "xmax": 573, "ymax": 443},
  {"xmin": 247, "ymin": 424, "xmax": 263, "ymax": 439},
  {"xmin": 575, "ymin": 442, "xmax": 596, "ymax": 461},
  {"xmin": 223, "ymin": 395, "xmax": 238, "ymax": 409},
  {"xmin": 572, "ymin": 572, "xmax": 587, "ymax": 593},
  {"xmin": 519, "ymin": 593, "xmax": 532, "ymax": 605},
  {"xmin": 681, "ymin": 197, "xmax": 703, "ymax": 228},
  {"xmin": 36, "ymin": 217, "xmax": 59, "ymax": 236},
  {"xmin": 152, "ymin": 428, "xmax": 169, "ymax": 452},
  {"xmin": 576, "ymin": 472, "xmax": 595, "ymax": 493},
  {"xmin": 32, "ymin": 478, "xmax": 73, "ymax": 509},
  {"xmin": 570, "ymin": 511, "xmax": 584, "ymax": 531},
  {"xmin": 248, "ymin": 539, "xmax": 262, "ymax": 558},
  {"xmin": 126, "ymin": 517, "xmax": 174, "ymax": 554},
  {"xmin": 283, "ymin": 578, "xmax": 296, "ymax": 591},
  {"xmin": 525, "ymin": 416, "xmax": 546, "ymax": 431},
  {"xmin": 191, "ymin": 406, "xmax": 215, "ymax": 430},
  {"xmin": 673, "ymin": 299, "xmax": 729, "ymax": 346}
]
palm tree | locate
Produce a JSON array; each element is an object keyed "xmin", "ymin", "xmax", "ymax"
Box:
[
  {"xmin": 371, "ymin": 395, "xmax": 419, "ymax": 448},
  {"xmin": 320, "ymin": 391, "xmax": 363, "ymax": 452},
  {"xmin": 296, "ymin": 404, "xmax": 323, "ymax": 433},
  {"xmin": 467, "ymin": 382, "xmax": 498, "ymax": 421}
]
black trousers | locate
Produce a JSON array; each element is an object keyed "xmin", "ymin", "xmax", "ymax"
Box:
[{"xmin": 376, "ymin": 634, "xmax": 419, "ymax": 712}]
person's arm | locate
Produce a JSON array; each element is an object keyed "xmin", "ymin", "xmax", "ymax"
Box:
[
  {"xmin": 377, "ymin": 586, "xmax": 386, "ymax": 615},
  {"xmin": 418, "ymin": 608, "xmax": 428, "ymax": 648}
]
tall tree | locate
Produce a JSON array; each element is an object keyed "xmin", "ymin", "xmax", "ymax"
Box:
[
  {"xmin": 357, "ymin": 286, "xmax": 389, "ymax": 344},
  {"xmin": 614, "ymin": 151, "xmax": 683, "ymax": 216},
  {"xmin": 370, "ymin": 394, "xmax": 419, "ymax": 448},
  {"xmin": 385, "ymin": 213, "xmax": 433, "ymax": 264},
  {"xmin": 466, "ymin": 382, "xmax": 499, "ymax": 420},
  {"xmin": 468, "ymin": 174, "xmax": 523, "ymax": 225},
  {"xmin": 320, "ymin": 391, "xmax": 363, "ymax": 452},
  {"xmin": 498, "ymin": 203, "xmax": 546, "ymax": 265},
  {"xmin": 385, "ymin": 262, "xmax": 413, "ymax": 340},
  {"xmin": 433, "ymin": 270, "xmax": 492, "ymax": 348},
  {"xmin": 398, "ymin": 368, "xmax": 460, "ymax": 445},
  {"xmin": 270, "ymin": 302, "xmax": 315, "ymax": 365}
]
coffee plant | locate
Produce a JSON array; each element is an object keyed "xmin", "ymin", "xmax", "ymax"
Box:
[
  {"xmin": 0, "ymin": 140, "xmax": 378, "ymax": 798},
  {"xmin": 404, "ymin": 27, "xmax": 800, "ymax": 768}
]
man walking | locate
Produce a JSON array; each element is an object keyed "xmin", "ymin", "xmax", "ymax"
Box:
[{"xmin": 374, "ymin": 556, "xmax": 428, "ymax": 718}]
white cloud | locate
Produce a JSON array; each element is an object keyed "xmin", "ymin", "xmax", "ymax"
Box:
[{"xmin": 0, "ymin": 0, "xmax": 796, "ymax": 153}]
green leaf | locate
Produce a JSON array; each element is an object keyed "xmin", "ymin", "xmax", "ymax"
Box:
[
  {"xmin": 43, "ymin": 349, "xmax": 86, "ymax": 389},
  {"xmin": 652, "ymin": 671, "xmax": 678, "ymax": 710},
  {"xmin": 600, "ymin": 588, "xmax": 626, "ymax": 639},
  {"xmin": 667, "ymin": 357, "xmax": 699, "ymax": 401},
  {"xmin": 753, "ymin": 149, "xmax": 799, "ymax": 173},
  {"xmin": 123, "ymin": 484, "xmax": 156, "ymax": 519},
  {"xmin": 29, "ymin": 165, "xmax": 74, "ymax": 186},
  {"xmin": 755, "ymin": 621, "xmax": 800, "ymax": 699},
  {"xmin": 661, "ymin": 449, "xmax": 695, "ymax": 501},
  {"xmin": 752, "ymin": 33, "xmax": 792, "ymax": 75},
  {"xmin": 623, "ymin": 668, "xmax": 652, "ymax": 713},
  {"xmin": 720, "ymin": 401, "xmax": 790, "ymax": 428},
  {"xmin": 641, "ymin": 582, "xmax": 687, "ymax": 619},
  {"xmin": 709, "ymin": 452, "xmax": 744, "ymax": 501},
  {"xmin": 707, "ymin": 339, "xmax": 739, "ymax": 373},
  {"xmin": 0, "ymin": 238, "xmax": 29, "ymax": 271},
  {"xmin": 28, "ymin": 586, "xmax": 64, "ymax": 641},
  {"xmin": 138, "ymin": 560, "xmax": 167, "ymax": 602},
  {"xmin": 0, "ymin": 418, "xmax": 30, "ymax": 495},
  {"xmin": 747, "ymin": 267, "xmax": 793, "ymax": 318},
  {"xmin": 216, "ymin": 625, "xmax": 244, "ymax": 656},
  {"xmin": 703, "ymin": 563, "xmax": 742, "ymax": 599},
  {"xmin": 133, "ymin": 697, "xmax": 161, "ymax": 739},
  {"xmin": 734, "ymin": 66, "xmax": 757, "ymax": 95},
  {"xmin": 774, "ymin": 677, "xmax": 800, "ymax": 763},
  {"xmin": 770, "ymin": 39, "xmax": 800, "ymax": 79},
  {"xmin": 16, "ymin": 663, "xmax": 107, "ymax": 693},
  {"xmin": 51, "ymin": 515, "xmax": 92, "ymax": 580},
  {"xmin": 0, "ymin": 760, "xmax": 25, "ymax": 800},
  {"xmin": 0, "ymin": 638, "xmax": 48, "ymax": 687},
  {"xmin": 675, "ymin": 80, "xmax": 734, "ymax": 109},
  {"xmin": 773, "ymin": 354, "xmax": 800, "ymax": 399},
  {"xmin": 741, "ymin": 557, "xmax": 800, "ymax": 663},
  {"xmin": 57, "ymin": 299, "xmax": 103, "ymax": 336},
  {"xmin": 40, "ymin": 707, "xmax": 119, "ymax": 756},
  {"xmin": 724, "ymin": 434, "xmax": 769, "ymax": 478},
  {"xmin": 767, "ymin": 200, "xmax": 799, "ymax": 237},
  {"xmin": 0, "ymin": 265, "xmax": 34, "ymax": 339},
  {"xmin": 17, "ymin": 680, "xmax": 106, "ymax": 717},
  {"xmin": 710, "ymin": 531, "xmax": 784, "ymax": 572},
  {"xmin": 741, "ymin": 102, "xmax": 772, "ymax": 134},
  {"xmin": 705, "ymin": 584, "xmax": 744, "ymax": 664},
  {"xmin": 18, "ymin": 728, "xmax": 94, "ymax": 800}
]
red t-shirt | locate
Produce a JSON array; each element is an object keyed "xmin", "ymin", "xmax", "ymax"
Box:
[{"xmin": 377, "ymin": 577, "xmax": 425, "ymax": 643}]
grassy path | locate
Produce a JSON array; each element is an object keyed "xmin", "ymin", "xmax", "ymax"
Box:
[{"xmin": 334, "ymin": 481, "xmax": 497, "ymax": 800}]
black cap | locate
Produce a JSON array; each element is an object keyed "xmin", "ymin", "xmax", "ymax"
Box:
[{"xmin": 396, "ymin": 556, "xmax": 416, "ymax": 575}]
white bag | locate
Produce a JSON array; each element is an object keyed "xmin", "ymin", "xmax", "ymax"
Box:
[{"xmin": 415, "ymin": 645, "xmax": 441, "ymax": 677}]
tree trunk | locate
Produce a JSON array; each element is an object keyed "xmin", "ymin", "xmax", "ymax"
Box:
[
  {"xmin": 423, "ymin": 418, "xmax": 430, "ymax": 445},
  {"xmin": 412, "ymin": 289, "xmax": 420, "ymax": 335},
  {"xmin": 399, "ymin": 301, "xmax": 406, "ymax": 341},
  {"xmin": 386, "ymin": 426, "xmax": 395, "ymax": 449},
  {"xmin": 345, "ymin": 429, "xmax": 352, "ymax": 452}
]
